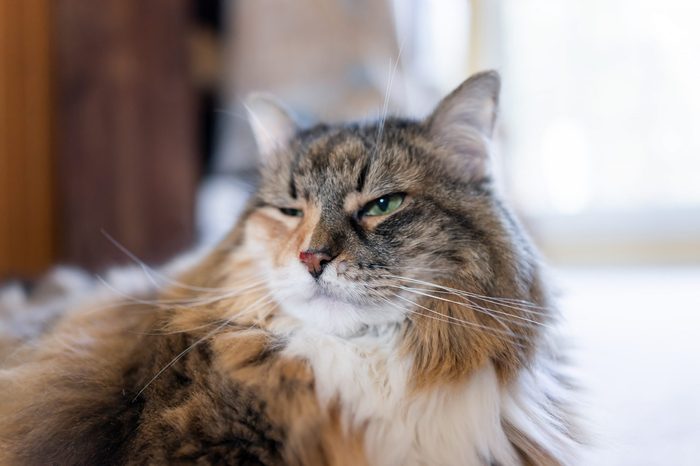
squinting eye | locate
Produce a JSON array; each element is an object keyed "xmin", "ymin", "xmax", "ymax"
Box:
[
  {"xmin": 279, "ymin": 207, "xmax": 304, "ymax": 217},
  {"xmin": 362, "ymin": 193, "xmax": 405, "ymax": 217}
]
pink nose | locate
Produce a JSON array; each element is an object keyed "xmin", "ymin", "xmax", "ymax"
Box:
[{"xmin": 299, "ymin": 250, "xmax": 333, "ymax": 278}]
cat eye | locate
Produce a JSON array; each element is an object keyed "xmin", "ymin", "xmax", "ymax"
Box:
[
  {"xmin": 361, "ymin": 193, "xmax": 405, "ymax": 217},
  {"xmin": 279, "ymin": 207, "xmax": 303, "ymax": 217}
]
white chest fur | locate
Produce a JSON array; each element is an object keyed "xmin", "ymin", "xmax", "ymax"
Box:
[{"xmin": 282, "ymin": 325, "xmax": 521, "ymax": 466}]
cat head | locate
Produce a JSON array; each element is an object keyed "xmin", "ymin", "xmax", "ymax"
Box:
[{"xmin": 239, "ymin": 71, "xmax": 545, "ymax": 355}]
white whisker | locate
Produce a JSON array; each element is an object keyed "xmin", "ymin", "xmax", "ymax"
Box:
[
  {"xmin": 102, "ymin": 229, "xmax": 266, "ymax": 294},
  {"xmin": 384, "ymin": 273, "xmax": 549, "ymax": 314},
  {"xmin": 132, "ymin": 293, "xmax": 274, "ymax": 401},
  {"xmin": 389, "ymin": 285, "xmax": 550, "ymax": 330},
  {"xmin": 372, "ymin": 291, "xmax": 530, "ymax": 350},
  {"xmin": 392, "ymin": 293, "xmax": 522, "ymax": 339},
  {"xmin": 372, "ymin": 40, "xmax": 405, "ymax": 159},
  {"xmin": 95, "ymin": 274, "xmax": 269, "ymax": 311}
]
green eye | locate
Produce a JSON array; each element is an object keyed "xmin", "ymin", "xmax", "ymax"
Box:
[
  {"xmin": 279, "ymin": 207, "xmax": 303, "ymax": 217},
  {"xmin": 363, "ymin": 193, "xmax": 405, "ymax": 217}
]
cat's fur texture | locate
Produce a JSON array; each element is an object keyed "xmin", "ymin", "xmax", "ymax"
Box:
[{"xmin": 0, "ymin": 71, "xmax": 580, "ymax": 465}]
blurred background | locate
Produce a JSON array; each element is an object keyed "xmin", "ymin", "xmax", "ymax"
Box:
[{"xmin": 1, "ymin": 0, "xmax": 699, "ymax": 464}]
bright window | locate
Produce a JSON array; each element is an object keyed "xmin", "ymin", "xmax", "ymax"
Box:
[{"xmin": 500, "ymin": 0, "xmax": 700, "ymax": 216}]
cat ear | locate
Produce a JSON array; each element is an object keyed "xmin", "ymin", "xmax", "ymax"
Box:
[
  {"xmin": 426, "ymin": 71, "xmax": 500, "ymax": 178},
  {"xmin": 245, "ymin": 93, "xmax": 299, "ymax": 160}
]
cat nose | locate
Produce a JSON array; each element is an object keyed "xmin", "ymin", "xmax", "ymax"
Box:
[{"xmin": 299, "ymin": 249, "xmax": 334, "ymax": 278}]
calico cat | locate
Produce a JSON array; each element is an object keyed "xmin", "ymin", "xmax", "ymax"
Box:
[{"xmin": 0, "ymin": 71, "xmax": 579, "ymax": 465}]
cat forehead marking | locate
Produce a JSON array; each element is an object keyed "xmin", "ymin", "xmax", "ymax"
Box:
[{"xmin": 293, "ymin": 134, "xmax": 370, "ymax": 199}]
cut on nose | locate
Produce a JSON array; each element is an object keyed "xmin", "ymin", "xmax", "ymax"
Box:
[{"xmin": 299, "ymin": 249, "xmax": 333, "ymax": 278}]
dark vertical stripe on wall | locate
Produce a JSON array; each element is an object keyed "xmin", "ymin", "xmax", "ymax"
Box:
[{"xmin": 53, "ymin": 0, "xmax": 199, "ymax": 270}]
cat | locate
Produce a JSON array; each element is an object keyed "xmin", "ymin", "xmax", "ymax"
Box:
[{"xmin": 0, "ymin": 71, "xmax": 580, "ymax": 465}]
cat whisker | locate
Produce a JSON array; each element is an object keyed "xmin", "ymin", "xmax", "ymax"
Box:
[
  {"xmin": 132, "ymin": 325, "xmax": 223, "ymax": 399},
  {"xmin": 372, "ymin": 41, "xmax": 405, "ymax": 160},
  {"xmin": 371, "ymin": 264, "xmax": 452, "ymax": 274},
  {"xmin": 372, "ymin": 291, "xmax": 529, "ymax": 349},
  {"xmin": 165, "ymin": 294, "xmax": 278, "ymax": 336},
  {"xmin": 383, "ymin": 273, "xmax": 550, "ymax": 314},
  {"xmin": 102, "ymin": 229, "xmax": 266, "ymax": 294},
  {"xmin": 95, "ymin": 274, "xmax": 270, "ymax": 311},
  {"xmin": 387, "ymin": 285, "xmax": 550, "ymax": 330},
  {"xmin": 132, "ymin": 293, "xmax": 275, "ymax": 401},
  {"xmin": 132, "ymin": 322, "xmax": 220, "ymax": 336},
  {"xmin": 390, "ymin": 285, "xmax": 522, "ymax": 336},
  {"xmin": 68, "ymin": 299, "xmax": 155, "ymax": 318},
  {"xmin": 390, "ymin": 292, "xmax": 523, "ymax": 340},
  {"xmin": 366, "ymin": 287, "xmax": 521, "ymax": 338}
]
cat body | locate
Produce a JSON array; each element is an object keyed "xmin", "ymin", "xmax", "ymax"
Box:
[{"xmin": 0, "ymin": 72, "xmax": 579, "ymax": 465}]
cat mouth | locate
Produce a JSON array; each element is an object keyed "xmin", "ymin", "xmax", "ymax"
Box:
[
  {"xmin": 310, "ymin": 279, "xmax": 376, "ymax": 307},
  {"xmin": 310, "ymin": 282, "xmax": 343, "ymax": 301}
]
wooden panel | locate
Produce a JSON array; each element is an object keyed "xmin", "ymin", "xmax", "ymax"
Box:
[
  {"xmin": 0, "ymin": 0, "xmax": 55, "ymax": 280},
  {"xmin": 53, "ymin": 0, "xmax": 198, "ymax": 270}
]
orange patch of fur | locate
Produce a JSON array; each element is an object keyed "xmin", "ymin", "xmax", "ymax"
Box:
[{"xmin": 402, "ymin": 279, "xmax": 541, "ymax": 391}]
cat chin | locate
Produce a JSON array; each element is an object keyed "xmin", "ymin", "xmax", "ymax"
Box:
[{"xmin": 274, "ymin": 292, "xmax": 405, "ymax": 337}]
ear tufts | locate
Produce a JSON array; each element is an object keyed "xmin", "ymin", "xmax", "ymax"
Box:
[
  {"xmin": 244, "ymin": 93, "xmax": 298, "ymax": 160},
  {"xmin": 428, "ymin": 70, "xmax": 500, "ymax": 139},
  {"xmin": 426, "ymin": 71, "xmax": 501, "ymax": 180}
]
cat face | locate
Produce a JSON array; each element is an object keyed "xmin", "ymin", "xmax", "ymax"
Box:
[{"xmin": 241, "ymin": 72, "xmax": 520, "ymax": 336}]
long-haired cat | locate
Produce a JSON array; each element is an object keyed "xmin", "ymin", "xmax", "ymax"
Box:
[{"xmin": 0, "ymin": 71, "xmax": 579, "ymax": 465}]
